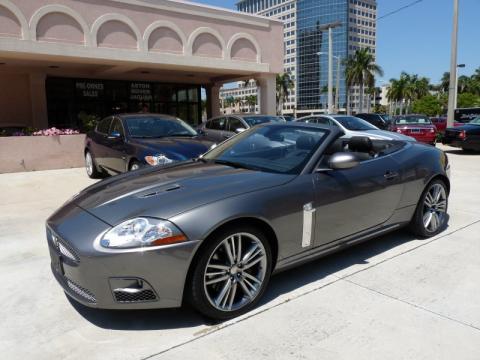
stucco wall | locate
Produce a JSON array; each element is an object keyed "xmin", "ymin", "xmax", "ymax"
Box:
[
  {"xmin": 0, "ymin": 73, "xmax": 32, "ymax": 127},
  {"xmin": 0, "ymin": 0, "xmax": 284, "ymax": 72},
  {"xmin": 0, "ymin": 134, "xmax": 85, "ymax": 173}
]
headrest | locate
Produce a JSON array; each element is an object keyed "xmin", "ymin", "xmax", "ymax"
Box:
[
  {"xmin": 348, "ymin": 136, "xmax": 373, "ymax": 153},
  {"xmin": 296, "ymin": 135, "xmax": 316, "ymax": 150}
]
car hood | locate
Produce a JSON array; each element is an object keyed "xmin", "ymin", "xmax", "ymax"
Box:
[
  {"xmin": 129, "ymin": 137, "xmax": 213, "ymax": 160},
  {"xmin": 345, "ymin": 129, "xmax": 415, "ymax": 141},
  {"xmin": 72, "ymin": 161, "xmax": 294, "ymax": 225}
]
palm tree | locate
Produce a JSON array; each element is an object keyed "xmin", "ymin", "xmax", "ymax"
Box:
[
  {"xmin": 440, "ymin": 72, "xmax": 450, "ymax": 94},
  {"xmin": 344, "ymin": 48, "xmax": 383, "ymax": 113},
  {"xmin": 224, "ymin": 96, "xmax": 235, "ymax": 113},
  {"xmin": 245, "ymin": 95, "xmax": 257, "ymax": 113},
  {"xmin": 276, "ymin": 72, "xmax": 295, "ymax": 115}
]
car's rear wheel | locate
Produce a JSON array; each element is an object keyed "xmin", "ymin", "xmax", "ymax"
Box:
[
  {"xmin": 85, "ymin": 151, "xmax": 103, "ymax": 179},
  {"xmin": 409, "ymin": 179, "xmax": 448, "ymax": 237},
  {"xmin": 188, "ymin": 226, "xmax": 272, "ymax": 320}
]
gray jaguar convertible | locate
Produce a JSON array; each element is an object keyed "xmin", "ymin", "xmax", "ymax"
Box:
[{"xmin": 47, "ymin": 123, "xmax": 450, "ymax": 319}]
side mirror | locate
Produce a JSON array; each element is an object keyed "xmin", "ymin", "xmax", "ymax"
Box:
[
  {"xmin": 108, "ymin": 131, "xmax": 122, "ymax": 140},
  {"xmin": 235, "ymin": 128, "xmax": 246, "ymax": 133},
  {"xmin": 328, "ymin": 152, "xmax": 359, "ymax": 170}
]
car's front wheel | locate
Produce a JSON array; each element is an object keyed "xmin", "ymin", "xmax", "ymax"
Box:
[
  {"xmin": 409, "ymin": 179, "xmax": 448, "ymax": 237},
  {"xmin": 188, "ymin": 226, "xmax": 272, "ymax": 320}
]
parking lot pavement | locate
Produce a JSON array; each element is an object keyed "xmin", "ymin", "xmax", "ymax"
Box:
[{"xmin": 1, "ymin": 145, "xmax": 479, "ymax": 360}]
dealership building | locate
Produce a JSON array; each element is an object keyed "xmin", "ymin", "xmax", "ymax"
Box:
[{"xmin": 0, "ymin": 0, "xmax": 283, "ymax": 131}]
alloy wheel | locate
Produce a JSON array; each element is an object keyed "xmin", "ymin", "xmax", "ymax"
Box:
[
  {"xmin": 85, "ymin": 152, "xmax": 93, "ymax": 176},
  {"xmin": 203, "ymin": 232, "xmax": 267, "ymax": 312},
  {"xmin": 423, "ymin": 183, "xmax": 447, "ymax": 233}
]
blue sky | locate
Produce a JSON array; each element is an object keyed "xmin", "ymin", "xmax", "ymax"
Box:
[{"xmin": 192, "ymin": 0, "xmax": 479, "ymax": 85}]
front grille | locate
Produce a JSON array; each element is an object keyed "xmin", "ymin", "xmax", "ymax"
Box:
[
  {"xmin": 113, "ymin": 289, "xmax": 157, "ymax": 303},
  {"xmin": 66, "ymin": 278, "xmax": 96, "ymax": 303}
]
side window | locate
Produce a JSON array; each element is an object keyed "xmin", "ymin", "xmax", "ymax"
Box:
[
  {"xmin": 227, "ymin": 117, "xmax": 245, "ymax": 132},
  {"xmin": 110, "ymin": 118, "xmax": 125, "ymax": 137},
  {"xmin": 209, "ymin": 117, "xmax": 226, "ymax": 131},
  {"xmin": 318, "ymin": 117, "xmax": 336, "ymax": 126},
  {"xmin": 315, "ymin": 117, "xmax": 331, "ymax": 125},
  {"xmin": 96, "ymin": 117, "xmax": 112, "ymax": 134}
]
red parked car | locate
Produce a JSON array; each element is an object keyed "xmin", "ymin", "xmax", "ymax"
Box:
[
  {"xmin": 430, "ymin": 117, "xmax": 447, "ymax": 134},
  {"xmin": 392, "ymin": 115, "xmax": 437, "ymax": 145},
  {"xmin": 431, "ymin": 117, "xmax": 465, "ymax": 134}
]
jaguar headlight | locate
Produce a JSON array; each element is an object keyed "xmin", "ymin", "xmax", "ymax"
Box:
[
  {"xmin": 100, "ymin": 218, "xmax": 187, "ymax": 249},
  {"xmin": 145, "ymin": 154, "xmax": 174, "ymax": 166}
]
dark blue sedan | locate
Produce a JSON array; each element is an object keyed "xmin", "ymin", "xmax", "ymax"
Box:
[{"xmin": 84, "ymin": 114, "xmax": 213, "ymax": 178}]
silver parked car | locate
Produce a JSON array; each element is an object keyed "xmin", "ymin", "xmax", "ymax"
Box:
[
  {"xmin": 47, "ymin": 123, "xmax": 449, "ymax": 320},
  {"xmin": 296, "ymin": 115, "xmax": 415, "ymax": 141},
  {"xmin": 197, "ymin": 114, "xmax": 284, "ymax": 143}
]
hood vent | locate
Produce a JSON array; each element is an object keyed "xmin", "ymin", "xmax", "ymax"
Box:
[{"xmin": 138, "ymin": 184, "xmax": 181, "ymax": 198}]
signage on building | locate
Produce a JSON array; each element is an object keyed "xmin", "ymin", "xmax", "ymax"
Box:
[
  {"xmin": 129, "ymin": 82, "xmax": 153, "ymax": 102},
  {"xmin": 75, "ymin": 80, "xmax": 104, "ymax": 98}
]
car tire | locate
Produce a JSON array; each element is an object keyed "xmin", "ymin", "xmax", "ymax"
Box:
[
  {"xmin": 129, "ymin": 160, "xmax": 142, "ymax": 171},
  {"xmin": 85, "ymin": 150, "xmax": 103, "ymax": 179},
  {"xmin": 188, "ymin": 225, "xmax": 273, "ymax": 320},
  {"xmin": 409, "ymin": 179, "xmax": 448, "ymax": 238}
]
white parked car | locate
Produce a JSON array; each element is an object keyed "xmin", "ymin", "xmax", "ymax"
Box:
[{"xmin": 296, "ymin": 115, "xmax": 415, "ymax": 141}]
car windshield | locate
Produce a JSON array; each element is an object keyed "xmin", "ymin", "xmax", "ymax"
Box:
[
  {"xmin": 202, "ymin": 125, "xmax": 329, "ymax": 174},
  {"xmin": 242, "ymin": 116, "xmax": 284, "ymax": 126},
  {"xmin": 469, "ymin": 117, "xmax": 480, "ymax": 125},
  {"xmin": 125, "ymin": 116, "xmax": 197, "ymax": 138},
  {"xmin": 335, "ymin": 116, "xmax": 378, "ymax": 131},
  {"xmin": 395, "ymin": 115, "xmax": 432, "ymax": 125}
]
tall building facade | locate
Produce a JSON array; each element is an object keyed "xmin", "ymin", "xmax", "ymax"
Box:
[{"xmin": 237, "ymin": 0, "xmax": 377, "ymax": 115}]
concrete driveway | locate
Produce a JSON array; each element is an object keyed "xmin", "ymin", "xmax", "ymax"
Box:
[{"xmin": 1, "ymin": 145, "xmax": 479, "ymax": 359}]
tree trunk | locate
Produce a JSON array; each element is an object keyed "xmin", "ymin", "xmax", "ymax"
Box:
[
  {"xmin": 346, "ymin": 86, "xmax": 351, "ymax": 115},
  {"xmin": 359, "ymin": 83, "xmax": 364, "ymax": 114}
]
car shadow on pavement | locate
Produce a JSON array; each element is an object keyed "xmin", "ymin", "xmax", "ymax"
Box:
[
  {"xmin": 70, "ymin": 223, "xmax": 448, "ymax": 330},
  {"xmin": 67, "ymin": 296, "xmax": 207, "ymax": 330}
]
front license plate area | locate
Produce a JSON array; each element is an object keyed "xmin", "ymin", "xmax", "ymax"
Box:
[{"xmin": 411, "ymin": 129, "xmax": 421, "ymax": 133}]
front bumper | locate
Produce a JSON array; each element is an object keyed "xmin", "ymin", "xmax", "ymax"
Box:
[{"xmin": 46, "ymin": 204, "xmax": 199, "ymax": 309}]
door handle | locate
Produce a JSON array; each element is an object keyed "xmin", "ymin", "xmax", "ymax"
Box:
[{"xmin": 384, "ymin": 171, "xmax": 399, "ymax": 180}]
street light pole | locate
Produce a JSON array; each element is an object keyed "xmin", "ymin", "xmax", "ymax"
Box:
[
  {"xmin": 447, "ymin": 0, "xmax": 459, "ymax": 127},
  {"xmin": 317, "ymin": 52, "xmax": 341, "ymax": 112},
  {"xmin": 336, "ymin": 55, "xmax": 341, "ymax": 112},
  {"xmin": 317, "ymin": 21, "xmax": 341, "ymax": 114},
  {"xmin": 328, "ymin": 27, "xmax": 334, "ymax": 114}
]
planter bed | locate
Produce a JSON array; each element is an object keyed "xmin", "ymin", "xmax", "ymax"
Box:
[{"xmin": 0, "ymin": 135, "xmax": 85, "ymax": 173}]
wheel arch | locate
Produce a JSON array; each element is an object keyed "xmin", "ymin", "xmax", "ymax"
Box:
[
  {"xmin": 182, "ymin": 216, "xmax": 279, "ymax": 304},
  {"xmin": 427, "ymin": 174, "xmax": 450, "ymax": 194}
]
